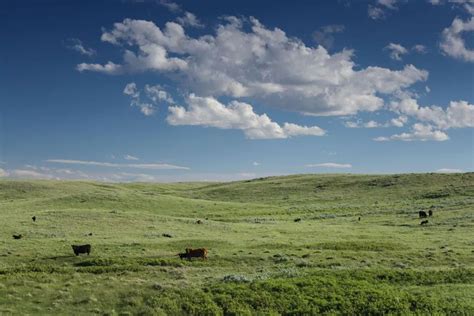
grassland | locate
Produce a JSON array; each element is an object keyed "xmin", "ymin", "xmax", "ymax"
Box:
[{"xmin": 0, "ymin": 173, "xmax": 473, "ymax": 315}]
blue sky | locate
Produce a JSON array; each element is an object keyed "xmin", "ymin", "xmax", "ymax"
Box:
[{"xmin": 1, "ymin": 0, "xmax": 473, "ymax": 182}]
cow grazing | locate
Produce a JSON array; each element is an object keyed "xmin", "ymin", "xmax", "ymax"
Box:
[
  {"xmin": 12, "ymin": 234, "xmax": 22, "ymax": 240},
  {"xmin": 196, "ymin": 220, "xmax": 203, "ymax": 224},
  {"xmin": 181, "ymin": 248, "xmax": 208, "ymax": 260},
  {"xmin": 32, "ymin": 216, "xmax": 36, "ymax": 222},
  {"xmin": 162, "ymin": 233, "xmax": 172, "ymax": 238},
  {"xmin": 71, "ymin": 244, "xmax": 91, "ymax": 256},
  {"xmin": 428, "ymin": 210, "xmax": 433, "ymax": 217},
  {"xmin": 358, "ymin": 217, "xmax": 361, "ymax": 221},
  {"xmin": 419, "ymin": 210, "xmax": 428, "ymax": 218},
  {"xmin": 420, "ymin": 220, "xmax": 429, "ymax": 225},
  {"xmin": 294, "ymin": 218, "xmax": 302, "ymax": 222}
]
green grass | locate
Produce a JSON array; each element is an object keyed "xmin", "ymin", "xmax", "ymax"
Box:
[{"xmin": 0, "ymin": 173, "xmax": 473, "ymax": 315}]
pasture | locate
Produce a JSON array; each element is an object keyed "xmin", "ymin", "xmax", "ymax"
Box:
[{"xmin": 0, "ymin": 173, "xmax": 473, "ymax": 315}]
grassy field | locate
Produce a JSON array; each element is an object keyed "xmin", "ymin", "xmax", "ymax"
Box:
[{"xmin": 0, "ymin": 173, "xmax": 473, "ymax": 315}]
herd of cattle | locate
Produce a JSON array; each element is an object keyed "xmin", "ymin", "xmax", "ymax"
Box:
[
  {"xmin": 12, "ymin": 215, "xmax": 209, "ymax": 259},
  {"xmin": 12, "ymin": 210, "xmax": 434, "ymax": 258}
]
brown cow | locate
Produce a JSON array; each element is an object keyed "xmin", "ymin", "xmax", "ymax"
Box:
[
  {"xmin": 71, "ymin": 244, "xmax": 91, "ymax": 256},
  {"xmin": 180, "ymin": 248, "xmax": 208, "ymax": 260}
]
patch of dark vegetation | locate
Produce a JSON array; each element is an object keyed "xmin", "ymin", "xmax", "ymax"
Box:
[
  {"xmin": 421, "ymin": 191, "xmax": 450, "ymax": 199},
  {"xmin": 312, "ymin": 241, "xmax": 404, "ymax": 252},
  {"xmin": 114, "ymin": 270, "xmax": 474, "ymax": 315}
]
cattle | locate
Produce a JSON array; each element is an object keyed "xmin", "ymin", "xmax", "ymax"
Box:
[
  {"xmin": 12, "ymin": 234, "xmax": 22, "ymax": 240},
  {"xmin": 419, "ymin": 210, "xmax": 428, "ymax": 218},
  {"xmin": 294, "ymin": 218, "xmax": 302, "ymax": 222},
  {"xmin": 196, "ymin": 220, "xmax": 203, "ymax": 224},
  {"xmin": 358, "ymin": 217, "xmax": 361, "ymax": 221},
  {"xmin": 71, "ymin": 244, "xmax": 91, "ymax": 256},
  {"xmin": 179, "ymin": 248, "xmax": 208, "ymax": 260},
  {"xmin": 428, "ymin": 210, "xmax": 433, "ymax": 217},
  {"xmin": 420, "ymin": 220, "xmax": 429, "ymax": 225},
  {"xmin": 32, "ymin": 216, "xmax": 36, "ymax": 222},
  {"xmin": 162, "ymin": 233, "xmax": 173, "ymax": 238}
]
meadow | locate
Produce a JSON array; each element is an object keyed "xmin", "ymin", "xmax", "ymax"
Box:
[{"xmin": 0, "ymin": 173, "xmax": 473, "ymax": 315}]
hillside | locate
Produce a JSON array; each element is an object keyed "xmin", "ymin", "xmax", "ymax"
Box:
[{"xmin": 0, "ymin": 173, "xmax": 473, "ymax": 314}]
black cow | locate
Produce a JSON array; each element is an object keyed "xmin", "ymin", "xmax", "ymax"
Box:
[
  {"xmin": 419, "ymin": 210, "xmax": 428, "ymax": 218},
  {"xmin": 428, "ymin": 210, "xmax": 433, "ymax": 217},
  {"xmin": 178, "ymin": 252, "xmax": 188, "ymax": 259},
  {"xmin": 294, "ymin": 218, "xmax": 302, "ymax": 222},
  {"xmin": 32, "ymin": 216, "xmax": 36, "ymax": 222},
  {"xmin": 12, "ymin": 234, "xmax": 22, "ymax": 240},
  {"xmin": 71, "ymin": 244, "xmax": 91, "ymax": 256},
  {"xmin": 420, "ymin": 220, "xmax": 429, "ymax": 225}
]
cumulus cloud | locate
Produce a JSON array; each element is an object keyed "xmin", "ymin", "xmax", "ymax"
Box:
[
  {"xmin": 373, "ymin": 123, "xmax": 449, "ymax": 141},
  {"xmin": 306, "ymin": 163, "xmax": 352, "ymax": 168},
  {"xmin": 252, "ymin": 161, "xmax": 261, "ymax": 166},
  {"xmin": 167, "ymin": 94, "xmax": 326, "ymax": 139},
  {"xmin": 368, "ymin": 0, "xmax": 399, "ymax": 20},
  {"xmin": 45, "ymin": 159, "xmax": 190, "ymax": 170},
  {"xmin": 66, "ymin": 38, "xmax": 96, "ymax": 56},
  {"xmin": 312, "ymin": 24, "xmax": 345, "ymax": 50},
  {"xmin": 390, "ymin": 98, "xmax": 474, "ymax": 129},
  {"xmin": 440, "ymin": 16, "xmax": 474, "ymax": 62},
  {"xmin": 158, "ymin": 0, "xmax": 181, "ymax": 12},
  {"xmin": 344, "ymin": 116, "xmax": 408, "ymax": 128},
  {"xmin": 79, "ymin": 17, "xmax": 428, "ymax": 116},
  {"xmin": 124, "ymin": 154, "xmax": 139, "ymax": 161},
  {"xmin": 177, "ymin": 12, "xmax": 204, "ymax": 28},
  {"xmin": 123, "ymin": 82, "xmax": 175, "ymax": 116},
  {"xmin": 385, "ymin": 43, "xmax": 408, "ymax": 60}
]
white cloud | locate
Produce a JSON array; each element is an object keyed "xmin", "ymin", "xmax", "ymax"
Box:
[
  {"xmin": 144, "ymin": 84, "xmax": 175, "ymax": 104},
  {"xmin": 440, "ymin": 16, "xmax": 474, "ymax": 62},
  {"xmin": 306, "ymin": 163, "xmax": 352, "ymax": 168},
  {"xmin": 312, "ymin": 24, "xmax": 345, "ymax": 49},
  {"xmin": 158, "ymin": 0, "xmax": 181, "ymax": 13},
  {"xmin": 373, "ymin": 123, "xmax": 449, "ymax": 141},
  {"xmin": 177, "ymin": 12, "xmax": 204, "ymax": 28},
  {"xmin": 385, "ymin": 43, "xmax": 408, "ymax": 60},
  {"xmin": 435, "ymin": 168, "xmax": 464, "ymax": 173},
  {"xmin": 368, "ymin": 0, "xmax": 399, "ymax": 20},
  {"xmin": 10, "ymin": 169, "xmax": 56, "ymax": 179},
  {"xmin": 390, "ymin": 115, "xmax": 408, "ymax": 127},
  {"xmin": 77, "ymin": 61, "xmax": 122, "ymax": 74},
  {"xmin": 428, "ymin": 0, "xmax": 474, "ymax": 13},
  {"xmin": 412, "ymin": 44, "xmax": 427, "ymax": 54},
  {"xmin": 368, "ymin": 5, "xmax": 386, "ymax": 19},
  {"xmin": 0, "ymin": 168, "xmax": 8, "ymax": 177},
  {"xmin": 378, "ymin": 0, "xmax": 399, "ymax": 9},
  {"xmin": 167, "ymin": 94, "xmax": 326, "ymax": 139},
  {"xmin": 252, "ymin": 161, "xmax": 261, "ymax": 166},
  {"xmin": 66, "ymin": 38, "xmax": 96, "ymax": 56},
  {"xmin": 390, "ymin": 98, "xmax": 474, "ymax": 129},
  {"xmin": 344, "ymin": 116, "xmax": 407, "ymax": 128},
  {"xmin": 123, "ymin": 82, "xmax": 175, "ymax": 116},
  {"xmin": 45, "ymin": 159, "xmax": 190, "ymax": 170},
  {"xmin": 124, "ymin": 154, "xmax": 139, "ymax": 161},
  {"xmin": 79, "ymin": 17, "xmax": 428, "ymax": 116}
]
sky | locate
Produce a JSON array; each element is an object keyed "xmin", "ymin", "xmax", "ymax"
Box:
[{"xmin": 0, "ymin": 0, "xmax": 473, "ymax": 182}]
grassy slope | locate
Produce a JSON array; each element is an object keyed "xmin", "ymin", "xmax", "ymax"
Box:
[{"xmin": 0, "ymin": 173, "xmax": 473, "ymax": 315}]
